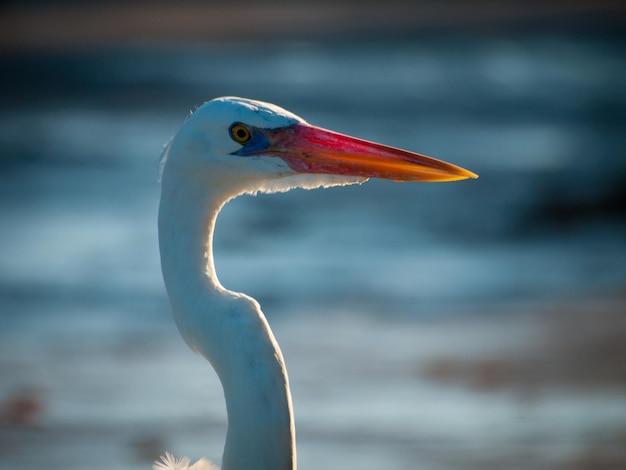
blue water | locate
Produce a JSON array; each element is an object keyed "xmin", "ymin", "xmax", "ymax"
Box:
[
  {"xmin": 1, "ymin": 35, "xmax": 626, "ymax": 470},
  {"xmin": 1, "ymin": 37, "xmax": 625, "ymax": 325}
]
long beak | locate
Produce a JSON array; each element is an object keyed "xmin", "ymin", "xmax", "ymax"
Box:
[{"xmin": 263, "ymin": 123, "xmax": 478, "ymax": 182}]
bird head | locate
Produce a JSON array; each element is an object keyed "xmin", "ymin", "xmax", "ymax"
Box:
[{"xmin": 160, "ymin": 97, "xmax": 477, "ymax": 197}]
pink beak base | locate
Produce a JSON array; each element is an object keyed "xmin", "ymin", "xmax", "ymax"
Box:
[{"xmin": 264, "ymin": 123, "xmax": 478, "ymax": 183}]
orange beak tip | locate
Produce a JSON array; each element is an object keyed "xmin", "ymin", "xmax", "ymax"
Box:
[{"xmin": 266, "ymin": 123, "xmax": 479, "ymax": 184}]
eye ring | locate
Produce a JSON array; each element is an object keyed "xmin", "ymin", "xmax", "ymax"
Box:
[{"xmin": 229, "ymin": 123, "xmax": 252, "ymax": 144}]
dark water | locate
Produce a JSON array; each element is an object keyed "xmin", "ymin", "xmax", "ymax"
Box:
[
  {"xmin": 1, "ymin": 35, "xmax": 626, "ymax": 469},
  {"xmin": 2, "ymin": 37, "xmax": 625, "ymax": 321}
]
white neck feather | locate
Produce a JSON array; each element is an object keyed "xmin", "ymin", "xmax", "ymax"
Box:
[{"xmin": 158, "ymin": 167, "xmax": 296, "ymax": 470}]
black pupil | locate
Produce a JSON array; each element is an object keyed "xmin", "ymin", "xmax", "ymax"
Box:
[{"xmin": 237, "ymin": 128, "xmax": 247, "ymax": 139}]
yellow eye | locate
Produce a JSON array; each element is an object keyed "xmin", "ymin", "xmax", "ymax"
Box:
[{"xmin": 230, "ymin": 124, "xmax": 252, "ymax": 144}]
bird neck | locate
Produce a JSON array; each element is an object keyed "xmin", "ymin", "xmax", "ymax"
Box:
[{"xmin": 158, "ymin": 173, "xmax": 296, "ymax": 470}]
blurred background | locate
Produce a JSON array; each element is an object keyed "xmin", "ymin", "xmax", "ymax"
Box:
[{"xmin": 1, "ymin": 1, "xmax": 625, "ymax": 469}]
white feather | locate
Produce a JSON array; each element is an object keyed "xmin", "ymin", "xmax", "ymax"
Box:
[{"xmin": 153, "ymin": 452, "xmax": 218, "ymax": 470}]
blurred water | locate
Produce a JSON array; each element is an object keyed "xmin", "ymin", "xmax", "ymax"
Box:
[
  {"xmin": 1, "ymin": 36, "xmax": 626, "ymax": 469},
  {"xmin": 1, "ymin": 37, "xmax": 625, "ymax": 320}
]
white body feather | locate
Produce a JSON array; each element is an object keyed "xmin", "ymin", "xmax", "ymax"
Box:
[
  {"xmin": 156, "ymin": 96, "xmax": 474, "ymax": 469},
  {"xmin": 158, "ymin": 98, "xmax": 365, "ymax": 470}
]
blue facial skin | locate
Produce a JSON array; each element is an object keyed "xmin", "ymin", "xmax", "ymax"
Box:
[{"xmin": 230, "ymin": 124, "xmax": 271, "ymax": 156}]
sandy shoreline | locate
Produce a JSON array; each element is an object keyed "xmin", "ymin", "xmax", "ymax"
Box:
[
  {"xmin": 2, "ymin": 1, "xmax": 625, "ymax": 51},
  {"xmin": 1, "ymin": 294, "xmax": 625, "ymax": 469}
]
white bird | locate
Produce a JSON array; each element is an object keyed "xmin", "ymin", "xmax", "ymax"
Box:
[{"xmin": 155, "ymin": 97, "xmax": 477, "ymax": 470}]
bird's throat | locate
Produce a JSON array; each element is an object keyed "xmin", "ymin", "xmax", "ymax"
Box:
[{"xmin": 158, "ymin": 176, "xmax": 296, "ymax": 470}]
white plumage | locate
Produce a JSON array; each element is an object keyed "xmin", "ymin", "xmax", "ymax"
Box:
[{"xmin": 156, "ymin": 97, "xmax": 476, "ymax": 469}]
